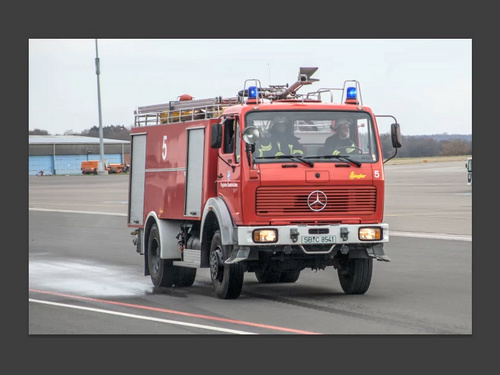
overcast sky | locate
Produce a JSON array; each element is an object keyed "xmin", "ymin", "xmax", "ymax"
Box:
[{"xmin": 29, "ymin": 39, "xmax": 471, "ymax": 136}]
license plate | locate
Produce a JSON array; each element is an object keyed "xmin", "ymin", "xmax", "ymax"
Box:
[{"xmin": 301, "ymin": 235, "xmax": 336, "ymax": 244}]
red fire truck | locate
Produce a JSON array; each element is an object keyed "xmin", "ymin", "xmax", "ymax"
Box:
[{"xmin": 128, "ymin": 67, "xmax": 402, "ymax": 299}]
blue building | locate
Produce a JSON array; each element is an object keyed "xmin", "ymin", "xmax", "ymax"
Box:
[{"xmin": 29, "ymin": 135, "xmax": 130, "ymax": 175}]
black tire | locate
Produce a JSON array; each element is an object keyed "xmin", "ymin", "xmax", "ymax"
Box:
[
  {"xmin": 209, "ymin": 230, "xmax": 244, "ymax": 299},
  {"xmin": 337, "ymin": 258, "xmax": 373, "ymax": 294},
  {"xmin": 173, "ymin": 267, "xmax": 196, "ymax": 287},
  {"xmin": 279, "ymin": 270, "xmax": 301, "ymax": 283},
  {"xmin": 255, "ymin": 268, "xmax": 281, "ymax": 283},
  {"xmin": 147, "ymin": 224, "xmax": 175, "ymax": 287}
]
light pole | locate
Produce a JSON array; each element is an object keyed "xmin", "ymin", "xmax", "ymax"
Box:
[{"xmin": 95, "ymin": 39, "xmax": 107, "ymax": 174}]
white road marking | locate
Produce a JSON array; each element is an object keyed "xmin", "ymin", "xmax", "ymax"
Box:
[
  {"xmin": 390, "ymin": 231, "xmax": 471, "ymax": 242},
  {"xmin": 29, "ymin": 207, "xmax": 127, "ymax": 216},
  {"xmin": 29, "ymin": 298, "xmax": 256, "ymax": 335}
]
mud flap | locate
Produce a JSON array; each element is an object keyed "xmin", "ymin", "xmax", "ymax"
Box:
[
  {"xmin": 225, "ymin": 246, "xmax": 258, "ymax": 264},
  {"xmin": 366, "ymin": 244, "xmax": 391, "ymax": 262}
]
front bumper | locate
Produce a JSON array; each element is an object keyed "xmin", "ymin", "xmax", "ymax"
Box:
[
  {"xmin": 225, "ymin": 223, "xmax": 390, "ymax": 263},
  {"xmin": 235, "ymin": 223, "xmax": 389, "ymax": 247}
]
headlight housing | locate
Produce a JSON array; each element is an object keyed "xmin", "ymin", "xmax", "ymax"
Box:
[
  {"xmin": 253, "ymin": 229, "xmax": 278, "ymax": 243},
  {"xmin": 358, "ymin": 227, "xmax": 382, "ymax": 241}
]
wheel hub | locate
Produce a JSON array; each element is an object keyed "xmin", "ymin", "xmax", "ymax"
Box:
[
  {"xmin": 151, "ymin": 240, "xmax": 160, "ymax": 273},
  {"xmin": 210, "ymin": 247, "xmax": 224, "ymax": 281}
]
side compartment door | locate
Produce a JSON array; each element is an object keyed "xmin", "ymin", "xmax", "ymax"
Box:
[
  {"xmin": 184, "ymin": 127, "xmax": 205, "ymax": 217},
  {"xmin": 128, "ymin": 134, "xmax": 146, "ymax": 225}
]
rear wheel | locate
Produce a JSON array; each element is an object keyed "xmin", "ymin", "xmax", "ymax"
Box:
[
  {"xmin": 147, "ymin": 224, "xmax": 175, "ymax": 287},
  {"xmin": 255, "ymin": 268, "xmax": 280, "ymax": 283},
  {"xmin": 337, "ymin": 258, "xmax": 373, "ymax": 294},
  {"xmin": 255, "ymin": 269, "xmax": 301, "ymax": 283},
  {"xmin": 173, "ymin": 267, "xmax": 196, "ymax": 287},
  {"xmin": 209, "ymin": 230, "xmax": 244, "ymax": 299},
  {"xmin": 279, "ymin": 270, "xmax": 301, "ymax": 283}
]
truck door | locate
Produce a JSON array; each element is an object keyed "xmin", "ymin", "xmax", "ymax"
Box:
[{"xmin": 217, "ymin": 116, "xmax": 242, "ymax": 218}]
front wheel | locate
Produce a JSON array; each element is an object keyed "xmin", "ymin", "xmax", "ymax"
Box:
[
  {"xmin": 337, "ymin": 258, "xmax": 373, "ymax": 294},
  {"xmin": 209, "ymin": 230, "xmax": 244, "ymax": 299}
]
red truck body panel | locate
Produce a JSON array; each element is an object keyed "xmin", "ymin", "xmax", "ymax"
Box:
[{"xmin": 131, "ymin": 120, "xmax": 218, "ymax": 223}]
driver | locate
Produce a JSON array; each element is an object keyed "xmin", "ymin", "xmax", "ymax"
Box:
[
  {"xmin": 256, "ymin": 115, "xmax": 304, "ymax": 157},
  {"xmin": 324, "ymin": 118, "xmax": 357, "ymax": 155}
]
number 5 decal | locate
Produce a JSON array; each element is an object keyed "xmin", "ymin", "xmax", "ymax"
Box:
[
  {"xmin": 374, "ymin": 170, "xmax": 380, "ymax": 178},
  {"xmin": 162, "ymin": 135, "xmax": 168, "ymax": 160}
]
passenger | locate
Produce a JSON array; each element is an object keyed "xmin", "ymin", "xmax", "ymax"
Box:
[
  {"xmin": 256, "ymin": 115, "xmax": 304, "ymax": 157},
  {"xmin": 324, "ymin": 118, "xmax": 357, "ymax": 155}
]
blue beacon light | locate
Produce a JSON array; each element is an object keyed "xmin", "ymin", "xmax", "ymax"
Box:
[
  {"xmin": 248, "ymin": 86, "xmax": 259, "ymax": 99},
  {"xmin": 345, "ymin": 86, "xmax": 359, "ymax": 104},
  {"xmin": 346, "ymin": 87, "xmax": 357, "ymax": 100}
]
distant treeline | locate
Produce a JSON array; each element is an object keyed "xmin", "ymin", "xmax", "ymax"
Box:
[
  {"xmin": 380, "ymin": 133, "xmax": 472, "ymax": 158},
  {"xmin": 29, "ymin": 125, "xmax": 131, "ymax": 141},
  {"xmin": 30, "ymin": 126, "xmax": 472, "ymax": 158}
]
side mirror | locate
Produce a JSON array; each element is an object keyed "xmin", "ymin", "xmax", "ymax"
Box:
[
  {"xmin": 242, "ymin": 126, "xmax": 260, "ymax": 145},
  {"xmin": 391, "ymin": 123, "xmax": 402, "ymax": 148},
  {"xmin": 210, "ymin": 123, "xmax": 222, "ymax": 148}
]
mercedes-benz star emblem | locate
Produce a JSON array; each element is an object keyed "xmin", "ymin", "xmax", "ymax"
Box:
[{"xmin": 307, "ymin": 190, "xmax": 327, "ymax": 211}]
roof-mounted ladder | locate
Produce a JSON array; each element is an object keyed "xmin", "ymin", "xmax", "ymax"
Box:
[{"xmin": 134, "ymin": 96, "xmax": 241, "ymax": 126}]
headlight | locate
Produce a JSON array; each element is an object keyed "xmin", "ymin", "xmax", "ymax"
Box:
[
  {"xmin": 253, "ymin": 229, "xmax": 278, "ymax": 243},
  {"xmin": 358, "ymin": 227, "xmax": 382, "ymax": 241}
]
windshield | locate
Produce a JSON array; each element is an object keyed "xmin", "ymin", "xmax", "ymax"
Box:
[{"xmin": 246, "ymin": 110, "xmax": 379, "ymax": 164}]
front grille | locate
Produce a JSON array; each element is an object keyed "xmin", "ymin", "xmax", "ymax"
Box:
[{"xmin": 256, "ymin": 186, "xmax": 376, "ymax": 216}]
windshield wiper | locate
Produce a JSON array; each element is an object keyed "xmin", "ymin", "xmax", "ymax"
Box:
[
  {"xmin": 256, "ymin": 155, "xmax": 314, "ymax": 167},
  {"xmin": 291, "ymin": 156, "xmax": 314, "ymax": 167},
  {"xmin": 318, "ymin": 155, "xmax": 362, "ymax": 167}
]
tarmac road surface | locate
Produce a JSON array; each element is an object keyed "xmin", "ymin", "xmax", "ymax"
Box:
[{"xmin": 28, "ymin": 160, "xmax": 472, "ymax": 335}]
